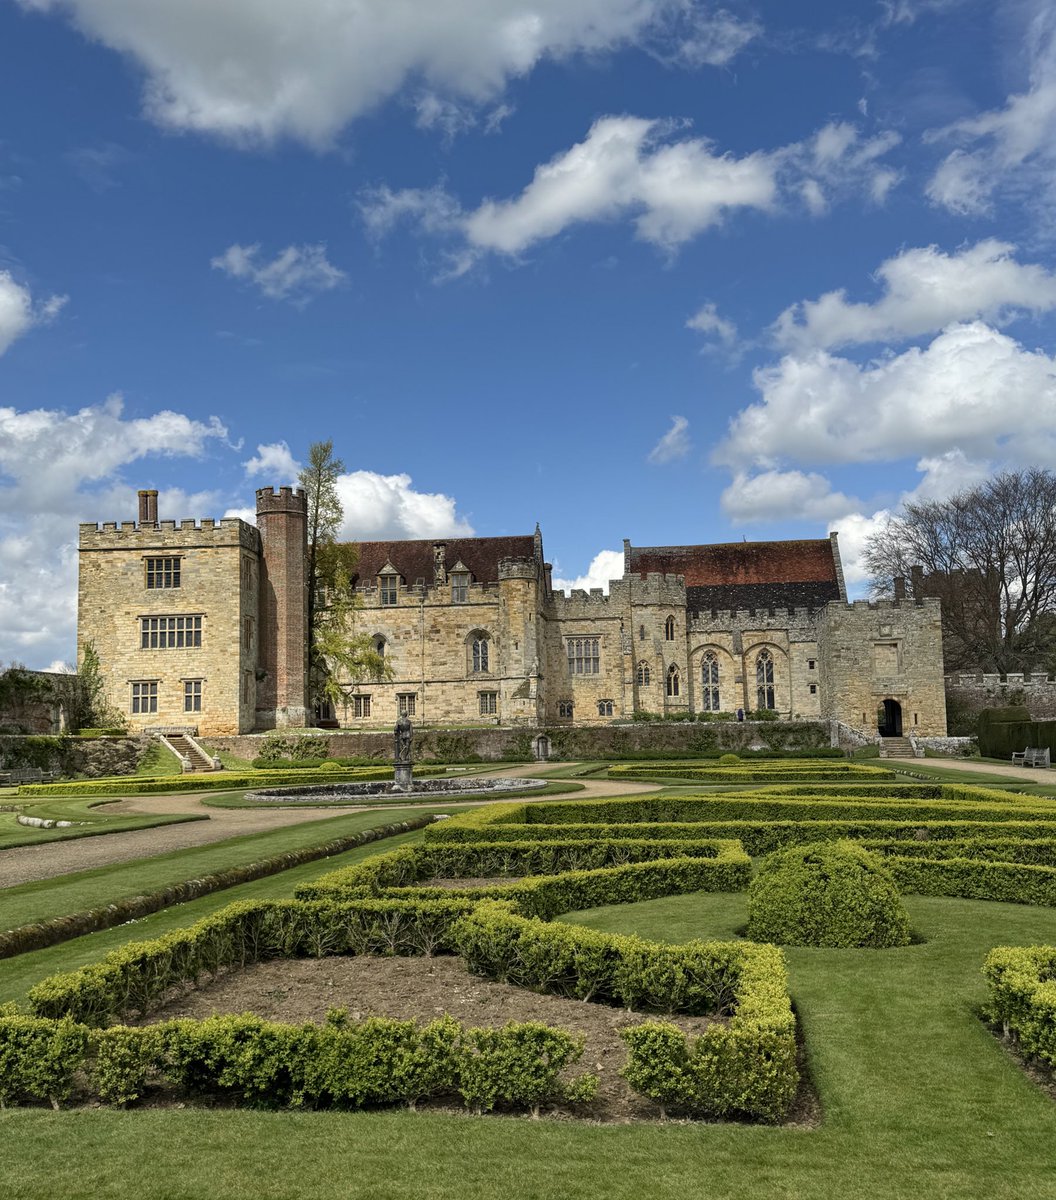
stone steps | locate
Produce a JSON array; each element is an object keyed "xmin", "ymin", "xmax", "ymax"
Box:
[{"xmin": 879, "ymin": 736, "xmax": 917, "ymax": 759}]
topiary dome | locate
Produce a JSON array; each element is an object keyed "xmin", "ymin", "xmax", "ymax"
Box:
[{"xmin": 746, "ymin": 839, "xmax": 912, "ymax": 949}]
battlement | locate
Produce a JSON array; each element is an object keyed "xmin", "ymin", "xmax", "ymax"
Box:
[
  {"xmin": 79, "ymin": 517, "xmax": 255, "ymax": 551},
  {"xmin": 627, "ymin": 571, "xmax": 687, "ymax": 606},
  {"xmin": 946, "ymin": 671, "xmax": 1056, "ymax": 687},
  {"xmin": 255, "ymin": 486, "xmax": 307, "ymax": 515},
  {"xmin": 687, "ymin": 605, "xmax": 821, "ymax": 635},
  {"xmin": 497, "ymin": 557, "xmax": 539, "ymax": 582},
  {"xmin": 549, "ymin": 587, "xmax": 618, "ymax": 617}
]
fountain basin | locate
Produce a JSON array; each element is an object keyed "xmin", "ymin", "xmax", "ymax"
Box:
[{"xmin": 244, "ymin": 776, "xmax": 548, "ymax": 804}]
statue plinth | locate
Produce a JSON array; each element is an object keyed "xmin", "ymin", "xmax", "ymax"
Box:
[{"xmin": 392, "ymin": 762, "xmax": 413, "ymax": 792}]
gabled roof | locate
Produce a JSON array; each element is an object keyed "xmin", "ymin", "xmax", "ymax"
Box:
[
  {"xmin": 347, "ymin": 536, "xmax": 537, "ymax": 587},
  {"xmin": 629, "ymin": 538, "xmax": 843, "ymax": 612}
]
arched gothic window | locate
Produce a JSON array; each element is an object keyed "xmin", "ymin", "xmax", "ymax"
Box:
[
  {"xmin": 756, "ymin": 649, "xmax": 775, "ymax": 710},
  {"xmin": 636, "ymin": 662, "xmax": 651, "ymax": 687},
  {"xmin": 666, "ymin": 664, "xmax": 680, "ymax": 697},
  {"xmin": 372, "ymin": 636, "xmax": 386, "ymax": 658},
  {"xmin": 471, "ymin": 636, "xmax": 490, "ymax": 674},
  {"xmin": 701, "ymin": 652, "xmax": 720, "ymax": 711},
  {"xmin": 664, "ymin": 615, "xmax": 676, "ymax": 641}
]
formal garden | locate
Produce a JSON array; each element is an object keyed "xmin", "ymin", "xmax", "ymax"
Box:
[{"xmin": 2, "ymin": 755, "xmax": 1056, "ymax": 1197}]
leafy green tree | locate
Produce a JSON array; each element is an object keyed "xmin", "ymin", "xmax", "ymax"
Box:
[
  {"xmin": 50, "ymin": 641, "xmax": 126, "ymax": 733},
  {"xmin": 314, "ymin": 563, "xmax": 393, "ymax": 712},
  {"xmin": 298, "ymin": 440, "xmax": 345, "ymax": 683}
]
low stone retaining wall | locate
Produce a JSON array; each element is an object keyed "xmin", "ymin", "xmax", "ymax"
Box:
[
  {"xmin": 207, "ymin": 719, "xmax": 834, "ymax": 764},
  {"xmin": 0, "ymin": 734, "xmax": 151, "ymax": 779}
]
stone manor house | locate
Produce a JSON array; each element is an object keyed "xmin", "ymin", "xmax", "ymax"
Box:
[{"xmin": 77, "ymin": 488, "xmax": 948, "ymax": 738}]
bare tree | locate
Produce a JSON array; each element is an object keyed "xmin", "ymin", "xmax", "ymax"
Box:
[{"xmin": 864, "ymin": 469, "xmax": 1056, "ymax": 673}]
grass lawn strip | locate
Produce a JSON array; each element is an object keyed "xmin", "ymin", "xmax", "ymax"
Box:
[
  {"xmin": 0, "ymin": 798, "xmax": 206, "ymax": 851},
  {"xmin": 0, "ymin": 810, "xmax": 454, "ymax": 959}
]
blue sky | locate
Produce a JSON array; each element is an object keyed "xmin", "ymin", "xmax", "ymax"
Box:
[{"xmin": 3, "ymin": 0, "xmax": 1056, "ymax": 668}]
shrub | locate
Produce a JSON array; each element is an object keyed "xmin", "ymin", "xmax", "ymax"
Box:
[
  {"xmin": 0, "ymin": 1016, "xmax": 88, "ymax": 1108},
  {"xmin": 983, "ymin": 945, "xmax": 1056, "ymax": 1068},
  {"xmin": 456, "ymin": 1023, "xmax": 596, "ymax": 1116},
  {"xmin": 718, "ymin": 753, "xmax": 740, "ymax": 765},
  {"xmin": 747, "ymin": 840, "xmax": 912, "ymax": 948}
]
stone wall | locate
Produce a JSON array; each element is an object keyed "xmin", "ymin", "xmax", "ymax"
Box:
[
  {"xmin": 0, "ymin": 734, "xmax": 151, "ymax": 777},
  {"xmin": 817, "ymin": 598, "xmax": 947, "ymax": 736},
  {"xmin": 78, "ymin": 516, "xmax": 258, "ymax": 736},
  {"xmin": 944, "ymin": 672, "xmax": 1056, "ymax": 734},
  {"xmin": 205, "ymin": 718, "xmax": 834, "ymax": 763}
]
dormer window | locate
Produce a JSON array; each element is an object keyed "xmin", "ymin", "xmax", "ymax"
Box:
[
  {"xmin": 379, "ymin": 573, "xmax": 398, "ymax": 606},
  {"xmin": 451, "ymin": 571, "xmax": 469, "ymax": 604}
]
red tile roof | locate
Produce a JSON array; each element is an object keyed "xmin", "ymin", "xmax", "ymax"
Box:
[
  {"xmin": 629, "ymin": 539, "xmax": 839, "ymax": 587},
  {"xmin": 347, "ymin": 536, "xmax": 537, "ymax": 586}
]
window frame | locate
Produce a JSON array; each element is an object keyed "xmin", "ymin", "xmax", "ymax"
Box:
[
  {"xmin": 557, "ymin": 700, "xmax": 574, "ymax": 719},
  {"xmin": 471, "ymin": 636, "xmax": 490, "ymax": 674},
  {"xmin": 636, "ymin": 662, "xmax": 651, "ymax": 687},
  {"xmin": 666, "ymin": 664, "xmax": 680, "ymax": 697},
  {"xmin": 379, "ymin": 573, "xmax": 399, "ymax": 606},
  {"xmin": 664, "ymin": 615, "xmax": 676, "ymax": 641},
  {"xmin": 756, "ymin": 649, "xmax": 776, "ymax": 710},
  {"xmin": 397, "ymin": 693, "xmax": 417, "ymax": 717},
  {"xmin": 140, "ymin": 614, "xmax": 203, "ymax": 649},
  {"xmin": 352, "ymin": 694, "xmax": 372, "ymax": 718},
  {"xmin": 479, "ymin": 691, "xmax": 498, "ymax": 716},
  {"xmin": 145, "ymin": 556, "xmax": 181, "ymax": 590},
  {"xmin": 566, "ymin": 636, "xmax": 600, "ymax": 676},
  {"xmin": 183, "ymin": 679, "xmax": 202, "ymax": 713},
  {"xmin": 597, "ymin": 699, "xmax": 614, "ymax": 717},
  {"xmin": 451, "ymin": 572, "xmax": 469, "ymax": 604},
  {"xmin": 701, "ymin": 651, "xmax": 720, "ymax": 711},
  {"xmin": 130, "ymin": 680, "xmax": 158, "ymax": 714}
]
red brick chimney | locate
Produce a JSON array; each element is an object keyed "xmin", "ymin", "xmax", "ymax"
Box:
[
  {"xmin": 256, "ymin": 486, "xmax": 308, "ymax": 727},
  {"xmin": 137, "ymin": 489, "xmax": 158, "ymax": 526}
]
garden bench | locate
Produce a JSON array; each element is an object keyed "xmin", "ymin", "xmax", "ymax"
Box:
[
  {"xmin": 1012, "ymin": 747, "xmax": 1050, "ymax": 768},
  {"xmin": 8, "ymin": 767, "xmax": 55, "ymax": 785}
]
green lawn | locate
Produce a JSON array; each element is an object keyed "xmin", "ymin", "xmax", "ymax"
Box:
[
  {"xmin": 0, "ymin": 805, "xmax": 467, "ymax": 934},
  {"xmin": 0, "ymin": 798, "xmax": 205, "ymax": 851},
  {"xmin": 0, "ymin": 826, "xmax": 435, "ymax": 1004},
  {"xmin": 3, "ymin": 890, "xmax": 1055, "ymax": 1198}
]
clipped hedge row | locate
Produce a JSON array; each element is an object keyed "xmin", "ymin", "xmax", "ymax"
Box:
[
  {"xmin": 298, "ymin": 849, "xmax": 751, "ymax": 920},
  {"xmin": 27, "ymin": 898, "xmax": 477, "ymax": 1026},
  {"xmin": 983, "ymin": 945, "xmax": 1056, "ymax": 1068},
  {"xmin": 886, "ymin": 855, "xmax": 1056, "ymax": 907},
  {"xmin": 16, "ymin": 766, "xmax": 427, "ymax": 797},
  {"xmin": 298, "ymin": 837, "xmax": 734, "ymax": 893},
  {"xmin": 454, "ymin": 902, "xmax": 797, "ymax": 1121},
  {"xmin": 0, "ymin": 1011, "xmax": 598, "ymax": 1114},
  {"xmin": 862, "ymin": 838, "xmax": 1056, "ymax": 866},
  {"xmin": 607, "ymin": 762, "xmax": 896, "ymax": 783},
  {"xmin": 0, "ymin": 816, "xmax": 438, "ymax": 961}
]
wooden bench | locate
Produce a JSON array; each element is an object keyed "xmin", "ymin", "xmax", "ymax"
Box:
[
  {"xmin": 7, "ymin": 767, "xmax": 55, "ymax": 785},
  {"xmin": 1012, "ymin": 747, "xmax": 1051, "ymax": 768}
]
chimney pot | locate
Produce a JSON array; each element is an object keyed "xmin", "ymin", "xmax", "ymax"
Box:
[{"xmin": 138, "ymin": 490, "xmax": 158, "ymax": 526}]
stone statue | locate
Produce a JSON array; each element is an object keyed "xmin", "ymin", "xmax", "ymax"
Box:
[{"xmin": 394, "ymin": 713, "xmax": 413, "ymax": 765}]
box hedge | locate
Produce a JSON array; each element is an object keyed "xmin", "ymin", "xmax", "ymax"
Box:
[
  {"xmin": 747, "ymin": 840, "xmax": 911, "ymax": 948},
  {"xmin": 983, "ymin": 945, "xmax": 1056, "ymax": 1068}
]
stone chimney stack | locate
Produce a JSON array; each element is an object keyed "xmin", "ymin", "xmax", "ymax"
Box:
[
  {"xmin": 433, "ymin": 542, "xmax": 447, "ymax": 587},
  {"xmin": 137, "ymin": 490, "xmax": 158, "ymax": 526},
  {"xmin": 910, "ymin": 564, "xmax": 924, "ymax": 600},
  {"xmin": 256, "ymin": 486, "xmax": 308, "ymax": 728},
  {"xmin": 893, "ymin": 576, "xmax": 906, "ymax": 601}
]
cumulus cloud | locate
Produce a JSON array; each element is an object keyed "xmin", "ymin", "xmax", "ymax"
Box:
[
  {"xmin": 243, "ymin": 440, "xmax": 300, "ymax": 481},
  {"xmin": 363, "ymin": 114, "xmax": 900, "ymax": 268},
  {"xmin": 773, "ymin": 240, "xmax": 1056, "ymax": 351},
  {"xmin": 335, "ymin": 471, "xmax": 473, "ymax": 540},
  {"xmin": 717, "ymin": 322, "xmax": 1056, "ymax": 472},
  {"xmin": 0, "ymin": 271, "xmax": 67, "ymax": 356},
  {"xmin": 721, "ymin": 469, "xmax": 859, "ymax": 523},
  {"xmin": 211, "ymin": 243, "xmax": 345, "ymax": 304},
  {"xmin": 552, "ymin": 549, "xmax": 625, "ymax": 594},
  {"xmin": 0, "ymin": 396, "xmax": 231, "ymax": 667},
  {"xmin": 647, "ymin": 415, "xmax": 692, "ymax": 464},
  {"xmin": 925, "ymin": 4, "xmax": 1056, "ymax": 218},
  {"xmin": 15, "ymin": 0, "xmax": 693, "ymax": 146}
]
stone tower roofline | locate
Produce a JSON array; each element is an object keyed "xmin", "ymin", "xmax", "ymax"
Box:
[{"xmin": 255, "ymin": 485, "xmax": 307, "ymax": 514}]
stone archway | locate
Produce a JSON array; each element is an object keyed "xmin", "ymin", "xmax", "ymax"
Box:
[
  {"xmin": 878, "ymin": 698, "xmax": 903, "ymax": 738},
  {"xmin": 532, "ymin": 734, "xmax": 551, "ymax": 761}
]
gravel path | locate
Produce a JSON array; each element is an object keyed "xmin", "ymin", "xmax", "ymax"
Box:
[
  {"xmin": 891, "ymin": 757, "xmax": 1056, "ymax": 783},
  {"xmin": 0, "ymin": 767, "xmax": 655, "ymax": 888}
]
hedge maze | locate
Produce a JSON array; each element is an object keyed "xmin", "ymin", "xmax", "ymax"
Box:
[{"xmin": 5, "ymin": 767, "xmax": 1056, "ymax": 1123}]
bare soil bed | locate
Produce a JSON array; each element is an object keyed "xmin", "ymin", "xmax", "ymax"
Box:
[
  {"xmin": 144, "ymin": 954, "xmax": 723, "ymax": 1122},
  {"xmin": 417, "ymin": 876, "xmax": 522, "ymax": 889}
]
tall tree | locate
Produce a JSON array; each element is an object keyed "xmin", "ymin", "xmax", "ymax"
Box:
[
  {"xmin": 298, "ymin": 440, "xmax": 345, "ymax": 694},
  {"xmin": 864, "ymin": 468, "xmax": 1056, "ymax": 673},
  {"xmin": 314, "ymin": 563, "xmax": 392, "ymax": 712}
]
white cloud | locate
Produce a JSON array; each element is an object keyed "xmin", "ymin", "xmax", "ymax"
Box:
[
  {"xmin": 773, "ymin": 240, "xmax": 1056, "ymax": 351},
  {"xmin": 365, "ymin": 114, "xmax": 900, "ymax": 267},
  {"xmin": 717, "ymin": 321, "xmax": 1056, "ymax": 472},
  {"xmin": 0, "ymin": 397, "xmax": 231, "ymax": 667},
  {"xmin": 826, "ymin": 509, "xmax": 891, "ymax": 588},
  {"xmin": 211, "ymin": 243, "xmax": 345, "ymax": 303},
  {"xmin": 552, "ymin": 549, "xmax": 625, "ymax": 594},
  {"xmin": 925, "ymin": 5, "xmax": 1056, "ymax": 218},
  {"xmin": 686, "ymin": 301, "xmax": 737, "ymax": 347},
  {"xmin": 0, "ymin": 271, "xmax": 67, "ymax": 356},
  {"xmin": 647, "ymin": 415, "xmax": 692, "ymax": 464},
  {"xmin": 16, "ymin": 0, "xmax": 685, "ymax": 146},
  {"xmin": 335, "ymin": 471, "xmax": 474, "ymax": 540},
  {"xmin": 649, "ymin": 8, "xmax": 761, "ymax": 68},
  {"xmin": 721, "ymin": 469, "xmax": 858, "ymax": 523},
  {"xmin": 243, "ymin": 440, "xmax": 300, "ymax": 481}
]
